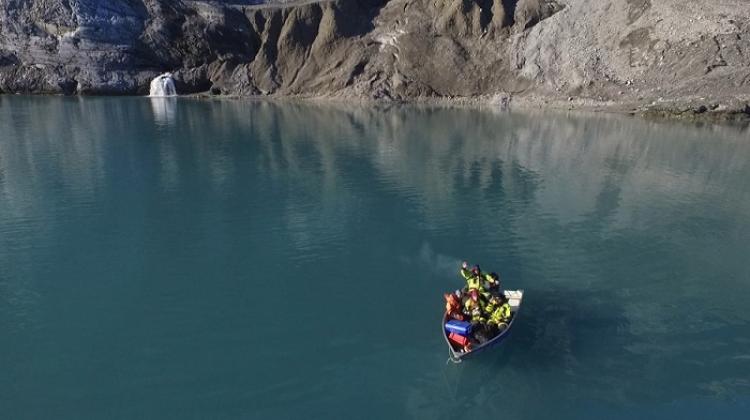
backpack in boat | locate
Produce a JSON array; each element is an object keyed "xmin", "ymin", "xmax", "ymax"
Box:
[{"xmin": 472, "ymin": 324, "xmax": 492, "ymax": 344}]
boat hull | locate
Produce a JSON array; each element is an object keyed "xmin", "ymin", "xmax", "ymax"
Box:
[{"xmin": 443, "ymin": 289, "xmax": 523, "ymax": 362}]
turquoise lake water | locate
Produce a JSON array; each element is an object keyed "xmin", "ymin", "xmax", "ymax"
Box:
[{"xmin": 1, "ymin": 96, "xmax": 749, "ymax": 419}]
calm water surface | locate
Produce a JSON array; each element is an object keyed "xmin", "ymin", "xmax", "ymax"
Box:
[{"xmin": 1, "ymin": 96, "xmax": 749, "ymax": 419}]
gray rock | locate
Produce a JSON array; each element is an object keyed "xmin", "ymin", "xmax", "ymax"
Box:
[{"xmin": 1, "ymin": 0, "xmax": 749, "ymax": 117}]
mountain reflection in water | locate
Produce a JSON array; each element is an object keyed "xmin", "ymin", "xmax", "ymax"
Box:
[{"xmin": 1, "ymin": 96, "xmax": 749, "ymax": 419}]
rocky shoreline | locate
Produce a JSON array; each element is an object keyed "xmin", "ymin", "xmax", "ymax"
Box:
[{"xmin": 2, "ymin": 0, "xmax": 750, "ymax": 121}]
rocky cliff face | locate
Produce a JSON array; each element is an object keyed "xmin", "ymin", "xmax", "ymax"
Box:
[{"xmin": 2, "ymin": 0, "xmax": 750, "ymax": 115}]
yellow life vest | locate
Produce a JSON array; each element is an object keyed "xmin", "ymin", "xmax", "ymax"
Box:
[
  {"xmin": 489, "ymin": 303, "xmax": 511, "ymax": 325},
  {"xmin": 466, "ymin": 275, "xmax": 482, "ymax": 291}
]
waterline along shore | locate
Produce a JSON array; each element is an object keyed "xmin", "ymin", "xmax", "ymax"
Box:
[{"xmin": 2, "ymin": 1, "xmax": 750, "ymax": 121}]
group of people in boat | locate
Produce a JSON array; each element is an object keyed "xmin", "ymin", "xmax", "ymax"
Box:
[{"xmin": 444, "ymin": 261, "xmax": 513, "ymax": 348}]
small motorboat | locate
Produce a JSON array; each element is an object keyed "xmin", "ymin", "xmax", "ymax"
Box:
[{"xmin": 443, "ymin": 290, "xmax": 524, "ymax": 362}]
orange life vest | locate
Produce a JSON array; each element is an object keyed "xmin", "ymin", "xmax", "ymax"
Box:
[{"xmin": 444, "ymin": 293, "xmax": 465, "ymax": 321}]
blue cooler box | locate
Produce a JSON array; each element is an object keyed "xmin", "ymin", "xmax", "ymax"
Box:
[{"xmin": 445, "ymin": 320, "xmax": 472, "ymax": 336}]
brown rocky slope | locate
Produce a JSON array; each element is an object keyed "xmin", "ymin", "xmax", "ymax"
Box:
[{"xmin": 2, "ymin": 0, "xmax": 750, "ymax": 117}]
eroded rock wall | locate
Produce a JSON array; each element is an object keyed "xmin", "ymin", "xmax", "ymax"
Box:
[{"xmin": 1, "ymin": 0, "xmax": 749, "ymax": 113}]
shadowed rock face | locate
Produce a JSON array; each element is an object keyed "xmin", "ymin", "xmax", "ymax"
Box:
[
  {"xmin": 1, "ymin": 0, "xmax": 750, "ymax": 113},
  {"xmin": 0, "ymin": 0, "xmax": 383, "ymax": 95}
]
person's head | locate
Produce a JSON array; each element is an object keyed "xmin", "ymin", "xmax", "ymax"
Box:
[
  {"xmin": 462, "ymin": 261, "xmax": 468, "ymax": 269},
  {"xmin": 445, "ymin": 293, "xmax": 459, "ymax": 306},
  {"xmin": 487, "ymin": 272, "xmax": 500, "ymax": 288},
  {"xmin": 472, "ymin": 265, "xmax": 480, "ymax": 276}
]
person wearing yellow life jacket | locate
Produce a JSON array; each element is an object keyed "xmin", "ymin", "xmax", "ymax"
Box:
[
  {"xmin": 484, "ymin": 295, "xmax": 499, "ymax": 314},
  {"xmin": 463, "ymin": 289, "xmax": 487, "ymax": 324},
  {"xmin": 482, "ymin": 272, "xmax": 502, "ymax": 299},
  {"xmin": 487, "ymin": 295, "xmax": 512, "ymax": 334},
  {"xmin": 460, "ymin": 262, "xmax": 483, "ymax": 293}
]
